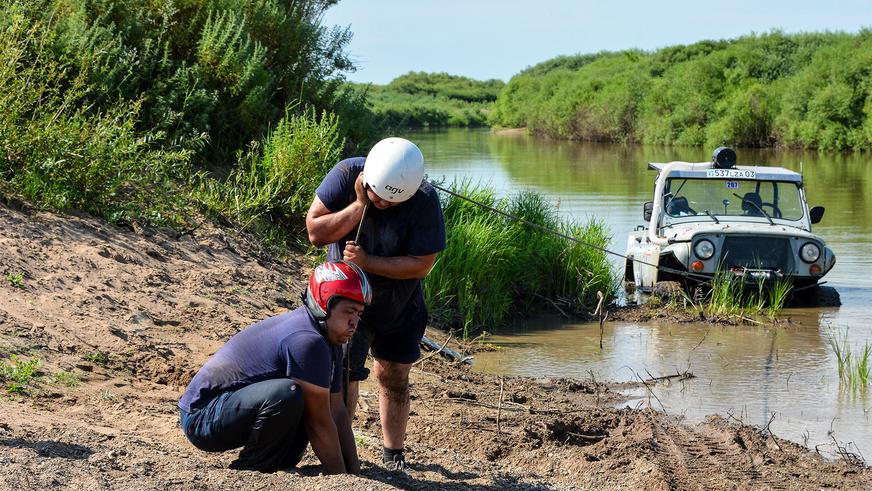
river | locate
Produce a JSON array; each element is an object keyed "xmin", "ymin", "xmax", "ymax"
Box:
[{"xmin": 411, "ymin": 128, "xmax": 872, "ymax": 462}]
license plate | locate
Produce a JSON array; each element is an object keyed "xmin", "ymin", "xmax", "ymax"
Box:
[{"xmin": 707, "ymin": 169, "xmax": 756, "ymax": 179}]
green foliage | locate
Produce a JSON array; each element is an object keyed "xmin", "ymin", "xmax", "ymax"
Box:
[
  {"xmin": 0, "ymin": 5, "xmax": 198, "ymax": 226},
  {"xmin": 6, "ymin": 272, "xmax": 25, "ymax": 289},
  {"xmin": 53, "ymin": 371, "xmax": 81, "ymax": 387},
  {"xmin": 0, "ymin": 0, "xmax": 375, "ymax": 253},
  {"xmin": 83, "ymin": 352, "xmax": 108, "ymax": 365},
  {"xmin": 424, "ymin": 181, "xmax": 615, "ymax": 335},
  {"xmin": 829, "ymin": 332, "xmax": 871, "ymax": 392},
  {"xmin": 694, "ymin": 271, "xmax": 791, "ymax": 319},
  {"xmin": 3, "ymin": 0, "xmax": 367, "ymax": 166},
  {"xmin": 196, "ymin": 108, "xmax": 343, "ymax": 248},
  {"xmin": 1, "ymin": 355, "xmax": 41, "ymax": 394},
  {"xmin": 350, "ymin": 72, "xmax": 504, "ymax": 131},
  {"xmin": 492, "ymin": 31, "xmax": 872, "ymax": 150},
  {"xmin": 389, "ymin": 72, "xmax": 504, "ymax": 103}
]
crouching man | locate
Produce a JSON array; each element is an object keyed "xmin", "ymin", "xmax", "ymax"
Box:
[{"xmin": 178, "ymin": 261, "xmax": 371, "ymax": 474}]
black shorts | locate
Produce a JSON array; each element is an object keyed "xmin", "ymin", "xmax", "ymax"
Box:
[{"xmin": 346, "ymin": 307, "xmax": 427, "ymax": 382}]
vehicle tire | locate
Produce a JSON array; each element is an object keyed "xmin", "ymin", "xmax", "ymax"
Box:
[
  {"xmin": 652, "ymin": 281, "xmax": 685, "ymax": 302},
  {"xmin": 793, "ymin": 285, "xmax": 841, "ymax": 307},
  {"xmin": 812, "ymin": 286, "xmax": 841, "ymax": 307}
]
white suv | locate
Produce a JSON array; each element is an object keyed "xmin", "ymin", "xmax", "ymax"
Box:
[{"xmin": 624, "ymin": 147, "xmax": 839, "ymax": 305}]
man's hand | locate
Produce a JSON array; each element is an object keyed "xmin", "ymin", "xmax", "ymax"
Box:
[
  {"xmin": 343, "ymin": 241, "xmax": 369, "ymax": 270},
  {"xmin": 354, "ymin": 174, "xmax": 368, "ymax": 206}
]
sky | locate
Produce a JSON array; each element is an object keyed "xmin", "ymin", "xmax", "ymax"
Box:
[{"xmin": 322, "ymin": 0, "xmax": 872, "ymax": 84}]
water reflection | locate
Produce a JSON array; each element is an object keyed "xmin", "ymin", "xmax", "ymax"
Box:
[{"xmin": 411, "ymin": 128, "xmax": 872, "ymax": 460}]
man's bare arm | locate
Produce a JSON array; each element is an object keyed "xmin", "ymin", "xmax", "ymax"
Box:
[
  {"xmin": 343, "ymin": 244, "xmax": 438, "ymax": 280},
  {"xmin": 295, "ymin": 379, "xmax": 346, "ymax": 474},
  {"xmin": 330, "ymin": 392, "xmax": 360, "ymax": 474},
  {"xmin": 306, "ymin": 197, "xmax": 366, "ymax": 246},
  {"xmin": 306, "ymin": 174, "xmax": 369, "ymax": 246}
]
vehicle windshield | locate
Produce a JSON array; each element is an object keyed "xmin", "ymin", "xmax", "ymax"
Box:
[{"xmin": 663, "ymin": 178, "xmax": 804, "ymax": 221}]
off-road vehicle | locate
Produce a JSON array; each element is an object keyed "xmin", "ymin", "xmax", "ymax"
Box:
[{"xmin": 624, "ymin": 147, "xmax": 839, "ymax": 306}]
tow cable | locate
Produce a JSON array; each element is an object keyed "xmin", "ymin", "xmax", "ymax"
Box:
[{"xmin": 428, "ymin": 180, "xmax": 713, "ymax": 283}]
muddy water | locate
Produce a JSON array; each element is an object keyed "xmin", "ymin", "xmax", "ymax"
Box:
[{"xmin": 413, "ymin": 128, "xmax": 872, "ymax": 460}]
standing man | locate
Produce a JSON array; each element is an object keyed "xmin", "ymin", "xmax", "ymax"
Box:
[
  {"xmin": 305, "ymin": 137, "xmax": 446, "ymax": 470},
  {"xmin": 179, "ymin": 261, "xmax": 371, "ymax": 474}
]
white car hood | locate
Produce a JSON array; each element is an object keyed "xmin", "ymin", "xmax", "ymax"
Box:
[{"xmin": 660, "ymin": 220, "xmax": 821, "ymax": 242}]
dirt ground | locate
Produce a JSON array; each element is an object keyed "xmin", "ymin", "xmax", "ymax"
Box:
[{"xmin": 1, "ymin": 202, "xmax": 869, "ymax": 490}]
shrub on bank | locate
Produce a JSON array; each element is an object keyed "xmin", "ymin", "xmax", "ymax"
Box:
[
  {"xmin": 0, "ymin": 8, "xmax": 197, "ymax": 226},
  {"xmin": 425, "ymin": 182, "xmax": 615, "ymax": 335},
  {"xmin": 196, "ymin": 109, "xmax": 344, "ymax": 249},
  {"xmin": 0, "ymin": 0, "xmax": 367, "ymax": 234},
  {"xmin": 350, "ymin": 72, "xmax": 504, "ymax": 131},
  {"xmin": 492, "ymin": 31, "xmax": 872, "ymax": 150}
]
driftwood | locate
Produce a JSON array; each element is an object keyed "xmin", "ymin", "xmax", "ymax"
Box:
[
  {"xmin": 420, "ymin": 335, "xmax": 473, "ymax": 364},
  {"xmin": 643, "ymin": 370, "xmax": 695, "ymax": 383}
]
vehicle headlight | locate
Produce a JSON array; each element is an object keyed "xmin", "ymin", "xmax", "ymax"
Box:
[
  {"xmin": 800, "ymin": 242, "xmax": 821, "ymax": 263},
  {"xmin": 694, "ymin": 239, "xmax": 715, "ymax": 260}
]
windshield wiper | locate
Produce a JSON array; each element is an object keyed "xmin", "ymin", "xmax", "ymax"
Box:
[
  {"xmin": 732, "ymin": 193, "xmax": 775, "ymax": 225},
  {"xmin": 703, "ymin": 210, "xmax": 720, "ymax": 223}
]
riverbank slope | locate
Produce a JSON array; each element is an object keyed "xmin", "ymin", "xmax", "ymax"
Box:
[{"xmin": 1, "ymin": 203, "xmax": 867, "ymax": 489}]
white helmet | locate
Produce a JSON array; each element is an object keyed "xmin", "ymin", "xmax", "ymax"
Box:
[{"xmin": 363, "ymin": 137, "xmax": 424, "ymax": 203}]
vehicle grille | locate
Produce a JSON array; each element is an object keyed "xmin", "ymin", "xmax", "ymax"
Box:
[{"xmin": 719, "ymin": 236, "xmax": 793, "ymax": 272}]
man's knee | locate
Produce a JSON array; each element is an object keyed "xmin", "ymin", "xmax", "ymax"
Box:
[
  {"xmin": 374, "ymin": 361, "xmax": 410, "ymax": 397},
  {"xmin": 259, "ymin": 379, "xmax": 304, "ymax": 417}
]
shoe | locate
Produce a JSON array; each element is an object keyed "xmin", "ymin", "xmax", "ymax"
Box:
[{"xmin": 383, "ymin": 452, "xmax": 407, "ymax": 472}]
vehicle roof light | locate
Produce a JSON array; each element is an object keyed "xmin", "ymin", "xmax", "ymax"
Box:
[{"xmin": 712, "ymin": 147, "xmax": 736, "ymax": 169}]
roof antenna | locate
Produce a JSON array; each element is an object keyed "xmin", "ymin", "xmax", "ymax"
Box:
[{"xmin": 799, "ymin": 160, "xmax": 803, "ymax": 175}]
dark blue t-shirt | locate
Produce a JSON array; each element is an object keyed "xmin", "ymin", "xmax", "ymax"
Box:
[
  {"xmin": 316, "ymin": 157, "xmax": 446, "ymax": 329},
  {"xmin": 179, "ymin": 307, "xmax": 342, "ymax": 412}
]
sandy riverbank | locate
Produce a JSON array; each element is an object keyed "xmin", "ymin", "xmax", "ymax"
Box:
[{"xmin": 1, "ymin": 202, "xmax": 867, "ymax": 490}]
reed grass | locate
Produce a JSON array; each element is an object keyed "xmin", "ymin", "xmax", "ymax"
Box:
[
  {"xmin": 829, "ymin": 333, "xmax": 871, "ymax": 391},
  {"xmin": 425, "ymin": 180, "xmax": 615, "ymax": 336},
  {"xmin": 694, "ymin": 270, "xmax": 791, "ymax": 320}
]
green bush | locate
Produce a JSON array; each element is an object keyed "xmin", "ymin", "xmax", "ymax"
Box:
[
  {"xmin": 197, "ymin": 108, "xmax": 343, "ymax": 247},
  {"xmin": 425, "ymin": 182, "xmax": 615, "ymax": 335},
  {"xmin": 3, "ymin": 0, "xmax": 370, "ymax": 167},
  {"xmin": 492, "ymin": 31, "xmax": 872, "ymax": 150},
  {"xmin": 1, "ymin": 355, "xmax": 41, "ymax": 394},
  {"xmin": 350, "ymin": 72, "xmax": 502, "ymax": 131},
  {"xmin": 0, "ymin": 0, "xmax": 375, "ymax": 247},
  {"xmin": 0, "ymin": 5, "xmax": 197, "ymax": 226}
]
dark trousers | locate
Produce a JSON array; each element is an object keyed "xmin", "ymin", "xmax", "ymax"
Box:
[{"xmin": 179, "ymin": 378, "xmax": 307, "ymax": 472}]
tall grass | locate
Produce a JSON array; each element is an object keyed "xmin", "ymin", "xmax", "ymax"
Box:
[
  {"xmin": 0, "ymin": 0, "xmax": 361, "ymax": 254},
  {"xmin": 829, "ymin": 333, "xmax": 871, "ymax": 391},
  {"xmin": 425, "ymin": 181, "xmax": 615, "ymax": 335},
  {"xmin": 696, "ymin": 271, "xmax": 792, "ymax": 320},
  {"xmin": 0, "ymin": 355, "xmax": 41, "ymax": 394},
  {"xmin": 196, "ymin": 108, "xmax": 343, "ymax": 249}
]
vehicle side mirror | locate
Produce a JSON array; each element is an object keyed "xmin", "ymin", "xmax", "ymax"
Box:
[
  {"xmin": 643, "ymin": 201, "xmax": 654, "ymax": 222},
  {"xmin": 809, "ymin": 206, "xmax": 825, "ymax": 224}
]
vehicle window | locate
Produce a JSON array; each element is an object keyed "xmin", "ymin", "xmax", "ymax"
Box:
[{"xmin": 664, "ymin": 179, "xmax": 803, "ymax": 220}]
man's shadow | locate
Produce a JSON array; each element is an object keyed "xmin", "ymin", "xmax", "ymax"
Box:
[
  {"xmin": 0, "ymin": 437, "xmax": 94, "ymax": 459},
  {"xmin": 296, "ymin": 461, "xmax": 558, "ymax": 490}
]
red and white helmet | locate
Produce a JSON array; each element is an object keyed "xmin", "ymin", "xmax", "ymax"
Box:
[{"xmin": 305, "ymin": 261, "xmax": 372, "ymax": 321}]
